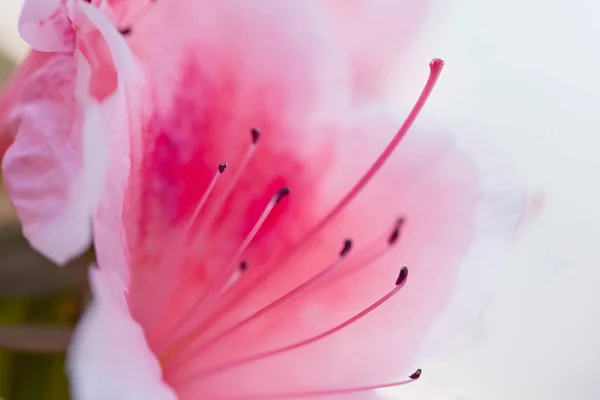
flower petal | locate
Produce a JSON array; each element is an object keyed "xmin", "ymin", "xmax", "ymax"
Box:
[
  {"xmin": 76, "ymin": 1, "xmax": 149, "ymax": 285},
  {"xmin": 415, "ymin": 130, "xmax": 526, "ymax": 359},
  {"xmin": 2, "ymin": 2, "xmax": 145, "ymax": 266},
  {"xmin": 118, "ymin": 96, "xmax": 520, "ymax": 397},
  {"xmin": 0, "ymin": 51, "xmax": 55, "ymax": 161},
  {"xmin": 1, "ymin": 53, "xmax": 94, "ymax": 265},
  {"xmin": 87, "ymin": 1, "xmax": 521, "ymax": 397},
  {"xmin": 68, "ymin": 266, "xmax": 177, "ymax": 400},
  {"xmin": 19, "ymin": 0, "xmax": 75, "ymax": 52}
]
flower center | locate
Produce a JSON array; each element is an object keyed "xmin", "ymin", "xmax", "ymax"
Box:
[{"xmin": 149, "ymin": 59, "xmax": 444, "ymax": 397}]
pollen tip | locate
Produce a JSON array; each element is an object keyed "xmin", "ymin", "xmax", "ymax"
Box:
[
  {"xmin": 388, "ymin": 217, "xmax": 406, "ymax": 245},
  {"xmin": 275, "ymin": 187, "xmax": 290, "ymax": 203},
  {"xmin": 251, "ymin": 128, "xmax": 260, "ymax": 144},
  {"xmin": 430, "ymin": 58, "xmax": 444, "ymax": 70},
  {"xmin": 339, "ymin": 239, "xmax": 353, "ymax": 257},
  {"xmin": 119, "ymin": 27, "xmax": 133, "ymax": 36},
  {"xmin": 395, "ymin": 267, "xmax": 408, "ymax": 286},
  {"xmin": 239, "ymin": 260, "xmax": 249, "ymax": 272},
  {"xmin": 218, "ymin": 162, "xmax": 228, "ymax": 173},
  {"xmin": 409, "ymin": 369, "xmax": 422, "ymax": 380},
  {"xmin": 388, "ymin": 229, "xmax": 399, "ymax": 245}
]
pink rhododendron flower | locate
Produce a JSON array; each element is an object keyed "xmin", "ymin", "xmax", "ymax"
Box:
[
  {"xmin": 2, "ymin": 1, "xmax": 524, "ymax": 399},
  {"xmin": 0, "ymin": 0, "xmax": 144, "ymax": 264}
]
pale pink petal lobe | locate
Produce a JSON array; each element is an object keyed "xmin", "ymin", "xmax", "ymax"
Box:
[
  {"xmin": 19, "ymin": 0, "xmax": 75, "ymax": 53},
  {"xmin": 1, "ymin": 54, "xmax": 93, "ymax": 265},
  {"xmin": 68, "ymin": 266, "xmax": 177, "ymax": 400}
]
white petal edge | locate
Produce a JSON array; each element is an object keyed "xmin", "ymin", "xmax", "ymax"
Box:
[
  {"xmin": 410, "ymin": 126, "xmax": 526, "ymax": 361},
  {"xmin": 67, "ymin": 266, "xmax": 178, "ymax": 400}
]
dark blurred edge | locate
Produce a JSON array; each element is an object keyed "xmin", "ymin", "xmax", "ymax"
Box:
[
  {"xmin": 0, "ymin": 225, "xmax": 91, "ymax": 299},
  {"xmin": 0, "ymin": 325, "xmax": 71, "ymax": 353},
  {"xmin": 0, "ymin": 51, "xmax": 14, "ymax": 83}
]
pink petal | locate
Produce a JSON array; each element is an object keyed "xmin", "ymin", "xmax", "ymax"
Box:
[
  {"xmin": 67, "ymin": 266, "xmax": 177, "ymax": 400},
  {"xmin": 0, "ymin": 51, "xmax": 55, "ymax": 161},
  {"xmin": 412, "ymin": 129, "xmax": 526, "ymax": 360},
  {"xmin": 2, "ymin": 2, "xmax": 144, "ymax": 265},
  {"xmin": 87, "ymin": 1, "xmax": 521, "ymax": 397},
  {"xmin": 77, "ymin": 2, "xmax": 148, "ymax": 285},
  {"xmin": 19, "ymin": 0, "xmax": 75, "ymax": 53},
  {"xmin": 0, "ymin": 136, "xmax": 10, "ymax": 162},
  {"xmin": 1, "ymin": 53, "xmax": 94, "ymax": 265},
  {"xmin": 0, "ymin": 51, "xmax": 55, "ymax": 128}
]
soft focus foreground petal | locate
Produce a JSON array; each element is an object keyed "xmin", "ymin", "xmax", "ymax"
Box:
[
  {"xmin": 2, "ymin": 2, "xmax": 144, "ymax": 265},
  {"xmin": 0, "ymin": 51, "xmax": 54, "ymax": 129},
  {"xmin": 19, "ymin": 0, "xmax": 75, "ymax": 53},
  {"xmin": 79, "ymin": 1, "xmax": 148, "ymax": 285},
  {"xmin": 1, "ymin": 53, "xmax": 92, "ymax": 265},
  {"xmin": 68, "ymin": 266, "xmax": 177, "ymax": 400},
  {"xmin": 0, "ymin": 51, "xmax": 54, "ymax": 161},
  {"xmin": 1, "ymin": 47, "xmax": 109, "ymax": 264}
]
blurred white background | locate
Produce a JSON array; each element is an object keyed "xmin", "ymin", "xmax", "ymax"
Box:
[
  {"xmin": 1, "ymin": 0, "xmax": 598, "ymax": 399},
  {"xmin": 388, "ymin": 0, "xmax": 600, "ymax": 399},
  {"xmin": 0, "ymin": 0, "xmax": 23, "ymax": 61}
]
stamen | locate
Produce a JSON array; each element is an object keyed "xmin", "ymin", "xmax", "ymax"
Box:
[
  {"xmin": 173, "ymin": 267, "xmax": 409, "ymax": 383},
  {"xmin": 183, "ymin": 161, "xmax": 228, "ymax": 234},
  {"xmin": 339, "ymin": 238, "xmax": 353, "ymax": 257},
  {"xmin": 251, "ymin": 127, "xmax": 260, "ymax": 144},
  {"xmin": 274, "ymin": 186, "xmax": 290, "ymax": 203},
  {"xmin": 194, "ymin": 129, "xmax": 260, "ymax": 236},
  {"xmin": 314, "ymin": 219, "xmax": 405, "ymax": 290},
  {"xmin": 166, "ymin": 239, "xmax": 355, "ymax": 371},
  {"xmin": 174, "ymin": 60, "xmax": 443, "ymax": 343},
  {"xmin": 387, "ymin": 217, "xmax": 405, "ymax": 245},
  {"xmin": 201, "ymin": 373, "xmax": 420, "ymax": 399},
  {"xmin": 409, "ymin": 368, "xmax": 422, "ymax": 380},
  {"xmin": 116, "ymin": 0, "xmax": 158, "ymax": 36},
  {"xmin": 154, "ymin": 130, "xmax": 260, "ymax": 345},
  {"xmin": 218, "ymin": 162, "xmax": 228, "ymax": 174},
  {"xmin": 262, "ymin": 59, "xmax": 443, "ymax": 269},
  {"xmin": 395, "ymin": 266, "xmax": 408, "ymax": 286},
  {"xmin": 211, "ymin": 186, "xmax": 290, "ymax": 294},
  {"xmin": 160, "ymin": 186, "xmax": 290, "ymax": 358},
  {"xmin": 119, "ymin": 27, "xmax": 133, "ymax": 36},
  {"xmin": 165, "ymin": 217, "xmax": 403, "ymax": 366},
  {"xmin": 218, "ymin": 260, "xmax": 249, "ymax": 295}
]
